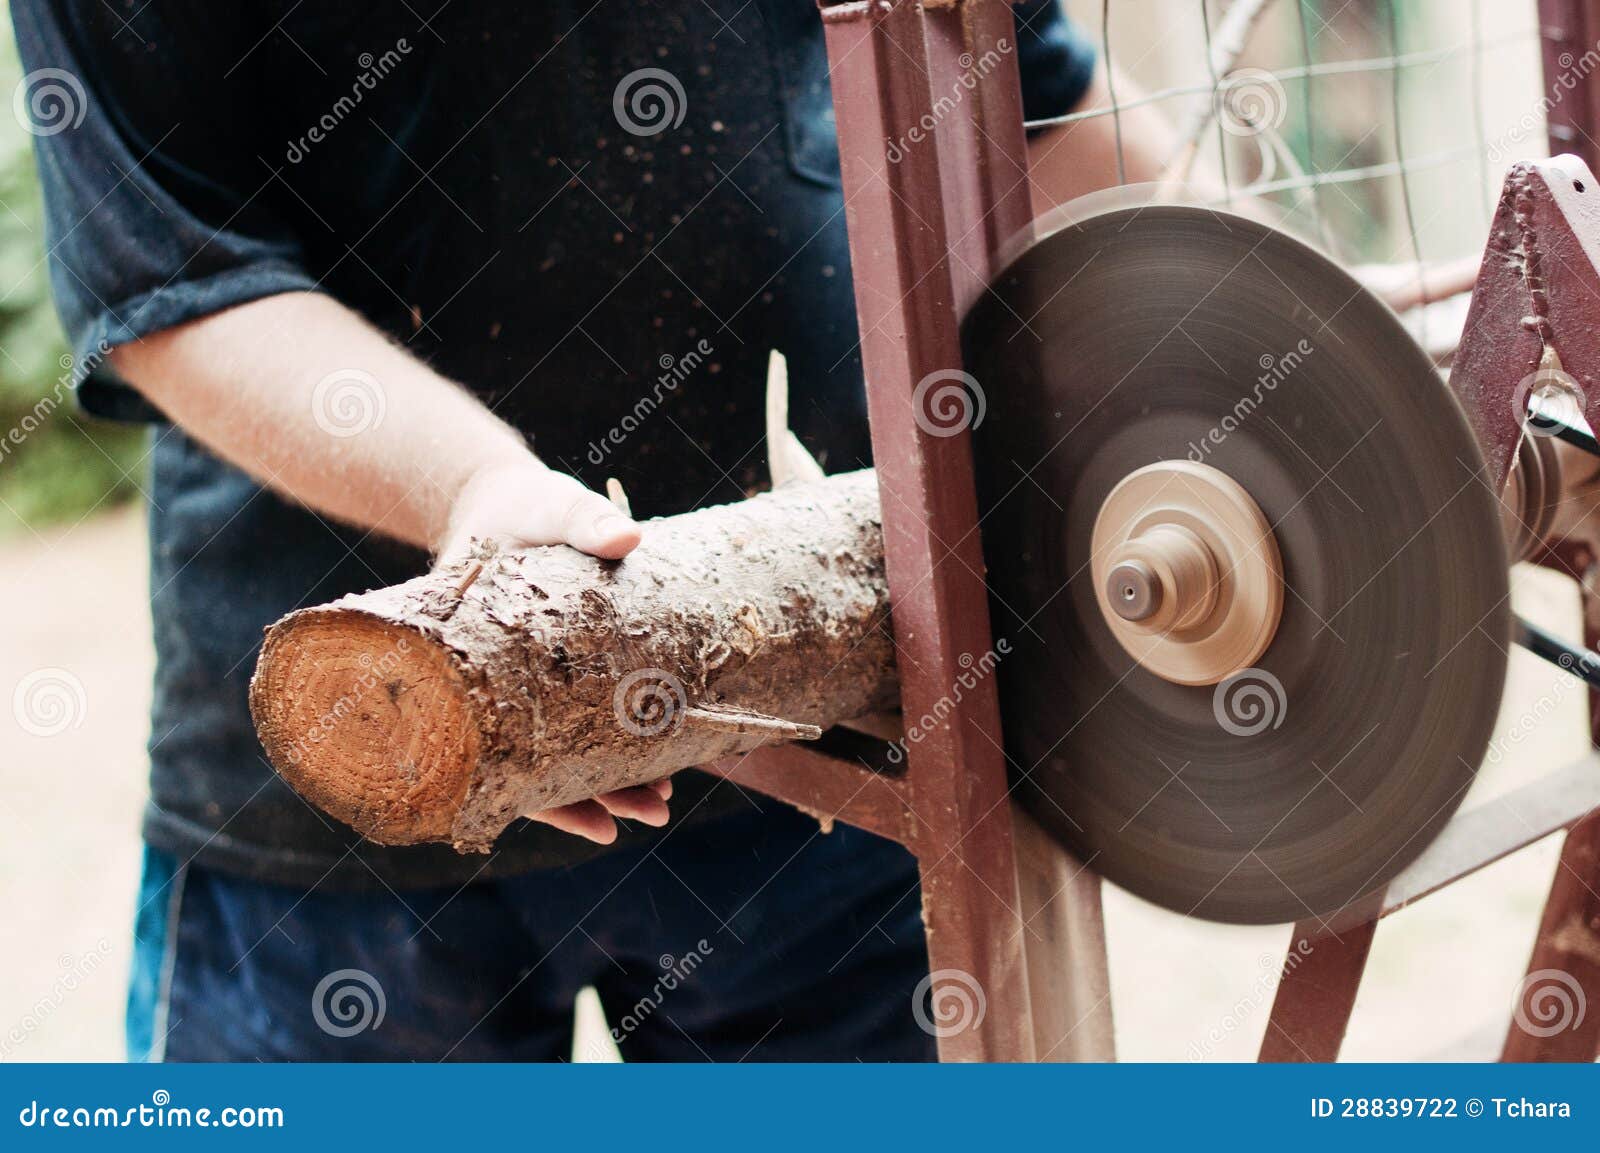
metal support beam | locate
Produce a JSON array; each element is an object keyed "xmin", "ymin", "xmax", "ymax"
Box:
[
  {"xmin": 818, "ymin": 0, "xmax": 1037, "ymax": 1062},
  {"xmin": 1540, "ymin": 0, "xmax": 1600, "ymax": 174}
]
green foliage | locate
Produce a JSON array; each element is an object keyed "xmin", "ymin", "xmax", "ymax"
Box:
[{"xmin": 0, "ymin": 20, "xmax": 143, "ymax": 538}]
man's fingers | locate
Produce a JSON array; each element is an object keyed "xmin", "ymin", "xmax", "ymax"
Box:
[
  {"xmin": 523, "ymin": 782, "xmax": 671, "ymax": 843},
  {"xmin": 526, "ymin": 800, "xmax": 618, "ymax": 843},
  {"xmin": 596, "ymin": 785, "xmax": 672, "ymax": 826},
  {"xmin": 435, "ymin": 465, "xmax": 643, "ymax": 566},
  {"xmin": 556, "ymin": 484, "xmax": 642, "ymax": 560}
]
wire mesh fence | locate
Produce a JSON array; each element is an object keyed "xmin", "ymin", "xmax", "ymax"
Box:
[{"xmin": 1040, "ymin": 1, "xmax": 1556, "ymax": 356}]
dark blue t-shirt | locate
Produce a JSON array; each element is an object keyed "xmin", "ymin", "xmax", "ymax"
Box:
[{"xmin": 13, "ymin": 0, "xmax": 1094, "ymax": 888}]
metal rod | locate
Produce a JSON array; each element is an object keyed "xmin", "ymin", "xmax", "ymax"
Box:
[
  {"xmin": 1295, "ymin": 0, "xmax": 1340, "ymax": 257},
  {"xmin": 1528, "ymin": 410, "xmax": 1600, "ymax": 458},
  {"xmin": 1216, "ymin": 144, "xmax": 1478, "ymax": 200},
  {"xmin": 1469, "ymin": 0, "xmax": 1492, "ymax": 223},
  {"xmin": 1102, "ymin": 0, "xmax": 1126, "ymax": 187},
  {"xmin": 1387, "ymin": 0, "xmax": 1428, "ymax": 352},
  {"xmin": 1197, "ymin": 0, "xmax": 1232, "ymax": 201},
  {"xmin": 1515, "ymin": 615, "xmax": 1600, "ymax": 689}
]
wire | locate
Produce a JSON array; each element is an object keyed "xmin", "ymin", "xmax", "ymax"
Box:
[
  {"xmin": 1295, "ymin": 0, "xmax": 1340, "ymax": 257},
  {"xmin": 1198, "ymin": 0, "xmax": 1234, "ymax": 203},
  {"xmin": 1469, "ymin": 0, "xmax": 1492, "ymax": 223},
  {"xmin": 1386, "ymin": 0, "xmax": 1428, "ymax": 348},
  {"xmin": 1102, "ymin": 0, "xmax": 1127, "ymax": 187}
]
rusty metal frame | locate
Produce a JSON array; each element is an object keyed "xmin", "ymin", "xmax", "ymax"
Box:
[
  {"xmin": 706, "ymin": 0, "xmax": 1112, "ymax": 1063},
  {"xmin": 720, "ymin": 0, "xmax": 1600, "ymax": 1064},
  {"xmin": 1262, "ymin": 0, "xmax": 1600, "ymax": 1063},
  {"xmin": 1503, "ymin": 2, "xmax": 1600, "ymax": 1060},
  {"xmin": 1540, "ymin": 0, "xmax": 1600, "ymax": 175}
]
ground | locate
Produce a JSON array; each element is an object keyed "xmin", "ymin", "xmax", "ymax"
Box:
[{"xmin": 0, "ymin": 505, "xmax": 1580, "ymax": 1061}]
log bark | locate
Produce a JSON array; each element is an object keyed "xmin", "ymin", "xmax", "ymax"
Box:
[{"xmin": 249, "ymin": 470, "xmax": 898, "ymax": 852}]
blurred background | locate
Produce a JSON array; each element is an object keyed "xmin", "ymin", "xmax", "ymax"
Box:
[{"xmin": 0, "ymin": 0, "xmax": 1589, "ymax": 1061}]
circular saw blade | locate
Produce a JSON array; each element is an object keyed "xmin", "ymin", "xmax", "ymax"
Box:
[{"xmin": 964, "ymin": 203, "xmax": 1510, "ymax": 925}]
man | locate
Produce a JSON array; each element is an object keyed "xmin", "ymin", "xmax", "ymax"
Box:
[{"xmin": 14, "ymin": 1, "xmax": 1166, "ymax": 1060}]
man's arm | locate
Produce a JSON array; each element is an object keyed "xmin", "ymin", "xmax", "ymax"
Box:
[
  {"xmin": 112, "ymin": 291, "xmax": 670, "ymax": 843},
  {"xmin": 113, "ymin": 292, "xmax": 640, "ymax": 561},
  {"xmin": 1026, "ymin": 62, "xmax": 1174, "ymax": 210}
]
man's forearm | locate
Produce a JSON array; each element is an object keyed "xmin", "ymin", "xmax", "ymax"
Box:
[
  {"xmin": 1027, "ymin": 62, "xmax": 1174, "ymax": 212},
  {"xmin": 111, "ymin": 292, "xmax": 538, "ymax": 552}
]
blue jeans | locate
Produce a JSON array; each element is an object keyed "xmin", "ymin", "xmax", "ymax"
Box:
[{"xmin": 126, "ymin": 803, "xmax": 936, "ymax": 1061}]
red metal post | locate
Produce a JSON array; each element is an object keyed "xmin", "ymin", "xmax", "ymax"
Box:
[
  {"xmin": 1258, "ymin": 901, "xmax": 1381, "ymax": 1062},
  {"xmin": 710, "ymin": 0, "xmax": 1076, "ymax": 1062},
  {"xmin": 1503, "ymin": 542, "xmax": 1600, "ymax": 1060},
  {"xmin": 1502, "ymin": 812, "xmax": 1600, "ymax": 1060},
  {"xmin": 1539, "ymin": 0, "xmax": 1600, "ymax": 174},
  {"xmin": 816, "ymin": 0, "xmax": 1037, "ymax": 1063},
  {"xmin": 1496, "ymin": 9, "xmax": 1600, "ymax": 1061}
]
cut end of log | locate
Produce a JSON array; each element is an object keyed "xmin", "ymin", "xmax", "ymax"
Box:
[{"xmin": 250, "ymin": 610, "xmax": 481, "ymax": 846}]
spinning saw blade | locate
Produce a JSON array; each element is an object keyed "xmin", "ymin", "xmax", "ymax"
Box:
[{"xmin": 964, "ymin": 202, "xmax": 1510, "ymax": 925}]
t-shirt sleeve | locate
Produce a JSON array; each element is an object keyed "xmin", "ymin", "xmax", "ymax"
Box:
[
  {"xmin": 1013, "ymin": 0, "xmax": 1098, "ymax": 124},
  {"xmin": 9, "ymin": 1, "xmax": 322, "ymax": 418}
]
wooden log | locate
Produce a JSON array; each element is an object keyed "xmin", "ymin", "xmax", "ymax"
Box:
[{"xmin": 249, "ymin": 470, "xmax": 898, "ymax": 851}]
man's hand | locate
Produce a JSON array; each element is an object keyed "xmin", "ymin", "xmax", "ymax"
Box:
[
  {"xmin": 1026, "ymin": 61, "xmax": 1174, "ymax": 212},
  {"xmin": 527, "ymin": 778, "xmax": 673, "ymax": 844},
  {"xmin": 439, "ymin": 461, "xmax": 664, "ymax": 844},
  {"xmin": 437, "ymin": 460, "xmax": 642, "ymax": 562}
]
